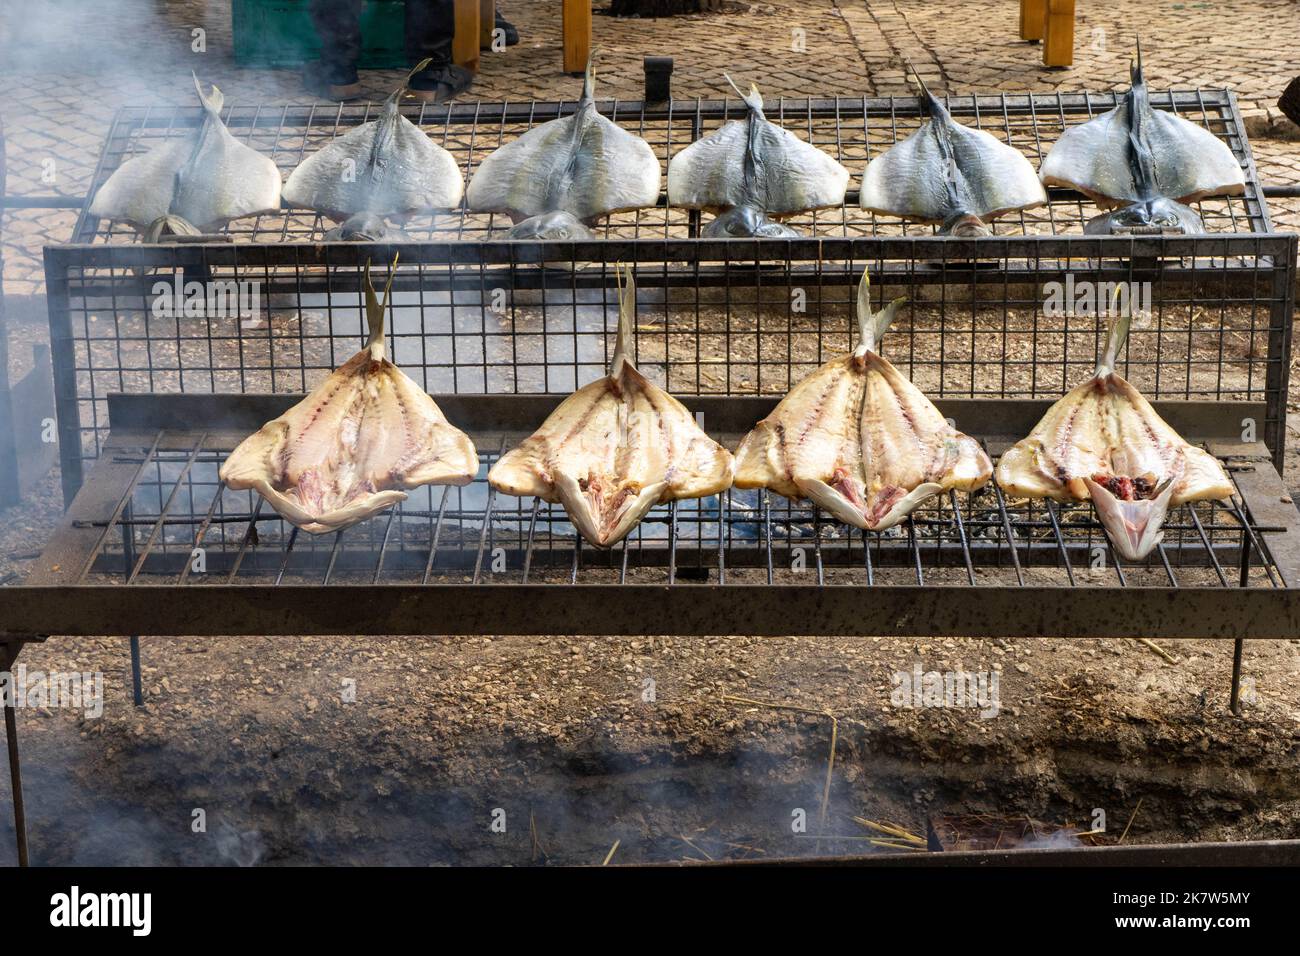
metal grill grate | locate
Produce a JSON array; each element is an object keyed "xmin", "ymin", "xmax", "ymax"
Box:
[
  {"xmin": 73, "ymin": 90, "xmax": 1273, "ymax": 245},
  {"xmin": 82, "ymin": 429, "xmax": 1280, "ymax": 593}
]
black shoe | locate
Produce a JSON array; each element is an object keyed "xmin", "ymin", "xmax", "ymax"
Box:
[
  {"xmin": 303, "ymin": 60, "xmax": 364, "ymax": 101},
  {"xmin": 484, "ymin": 9, "xmax": 520, "ymax": 48},
  {"xmin": 407, "ymin": 62, "xmax": 474, "ymax": 103}
]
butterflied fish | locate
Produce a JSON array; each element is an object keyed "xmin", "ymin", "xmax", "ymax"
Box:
[
  {"xmin": 466, "ymin": 60, "xmax": 661, "ymax": 240},
  {"xmin": 1038, "ymin": 42, "xmax": 1244, "ymax": 234},
  {"xmin": 995, "ymin": 311, "xmax": 1233, "ymax": 560},
  {"xmin": 283, "ymin": 61, "xmax": 464, "ymax": 240},
  {"xmin": 88, "ymin": 74, "xmax": 281, "ymax": 238},
  {"xmin": 734, "ymin": 269, "xmax": 992, "ymax": 529},
  {"xmin": 668, "ymin": 76, "xmax": 850, "ymax": 237},
  {"xmin": 220, "ymin": 258, "xmax": 478, "ymax": 534},
  {"xmin": 860, "ymin": 72, "xmax": 1046, "ymax": 236},
  {"xmin": 489, "ymin": 264, "xmax": 734, "ymax": 547}
]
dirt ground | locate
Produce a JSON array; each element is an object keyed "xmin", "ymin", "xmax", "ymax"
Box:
[{"xmin": 3, "ymin": 0, "xmax": 1300, "ymax": 865}]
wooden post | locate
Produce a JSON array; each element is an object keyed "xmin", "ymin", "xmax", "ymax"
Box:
[
  {"xmin": 1043, "ymin": 0, "xmax": 1075, "ymax": 67},
  {"xmin": 452, "ymin": 0, "xmax": 481, "ymax": 73},
  {"xmin": 479, "ymin": 0, "xmax": 496, "ymax": 51},
  {"xmin": 563, "ymin": 0, "xmax": 592, "ymax": 75},
  {"xmin": 1019, "ymin": 0, "xmax": 1046, "ymax": 41}
]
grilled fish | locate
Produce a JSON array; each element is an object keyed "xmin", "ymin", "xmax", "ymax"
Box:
[
  {"xmin": 995, "ymin": 311, "xmax": 1233, "ymax": 560},
  {"xmin": 734, "ymin": 269, "xmax": 992, "ymax": 529},
  {"xmin": 88, "ymin": 74, "xmax": 281, "ymax": 239},
  {"xmin": 668, "ymin": 76, "xmax": 850, "ymax": 237},
  {"xmin": 860, "ymin": 72, "xmax": 1046, "ymax": 236},
  {"xmin": 466, "ymin": 61, "xmax": 661, "ymax": 241},
  {"xmin": 489, "ymin": 264, "xmax": 734, "ymax": 547},
  {"xmin": 1038, "ymin": 42, "xmax": 1244, "ymax": 235},
  {"xmin": 220, "ymin": 258, "xmax": 478, "ymax": 534},
  {"xmin": 282, "ymin": 61, "xmax": 464, "ymax": 240}
]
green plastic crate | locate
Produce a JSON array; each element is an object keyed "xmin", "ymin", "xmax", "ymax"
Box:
[{"xmin": 233, "ymin": 0, "xmax": 408, "ymax": 69}]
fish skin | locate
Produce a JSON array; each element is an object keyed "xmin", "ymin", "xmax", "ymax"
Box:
[
  {"xmin": 282, "ymin": 81, "xmax": 463, "ymax": 223},
  {"xmin": 489, "ymin": 265, "xmax": 734, "ymax": 548},
  {"xmin": 466, "ymin": 63, "xmax": 661, "ymax": 227},
  {"xmin": 1039, "ymin": 43, "xmax": 1243, "ymax": 234},
  {"xmin": 733, "ymin": 269, "xmax": 992, "ymax": 531},
  {"xmin": 860, "ymin": 82, "xmax": 1046, "ymax": 231},
  {"xmin": 89, "ymin": 75, "xmax": 281, "ymax": 234},
  {"xmin": 667, "ymin": 77, "xmax": 849, "ymax": 235},
  {"xmin": 995, "ymin": 313, "xmax": 1233, "ymax": 560},
  {"xmin": 220, "ymin": 260, "xmax": 477, "ymax": 534}
]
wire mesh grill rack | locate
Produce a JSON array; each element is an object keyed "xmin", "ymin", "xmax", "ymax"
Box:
[
  {"xmin": 44, "ymin": 235, "xmax": 1297, "ymax": 504},
  {"xmin": 73, "ymin": 89, "xmax": 1272, "ymax": 245},
  {"xmin": 5, "ymin": 392, "xmax": 1300, "ymax": 641}
]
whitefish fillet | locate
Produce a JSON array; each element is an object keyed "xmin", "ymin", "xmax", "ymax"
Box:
[
  {"xmin": 220, "ymin": 259, "xmax": 478, "ymax": 534},
  {"xmin": 489, "ymin": 264, "xmax": 734, "ymax": 547},
  {"xmin": 995, "ymin": 312, "xmax": 1234, "ymax": 560},
  {"xmin": 734, "ymin": 269, "xmax": 992, "ymax": 530}
]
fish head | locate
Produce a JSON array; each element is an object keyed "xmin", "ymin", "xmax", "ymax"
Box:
[
  {"xmin": 507, "ymin": 211, "xmax": 596, "ymax": 241},
  {"xmin": 326, "ymin": 213, "xmax": 400, "ymax": 242},
  {"xmin": 1084, "ymin": 198, "xmax": 1205, "ymax": 236},
  {"xmin": 797, "ymin": 470, "xmax": 943, "ymax": 532},
  {"xmin": 553, "ymin": 471, "xmax": 668, "ymax": 548},
  {"xmin": 939, "ymin": 212, "xmax": 992, "ymax": 237},
  {"xmin": 143, "ymin": 215, "xmax": 202, "ymax": 243},
  {"xmin": 702, "ymin": 206, "xmax": 801, "ymax": 238},
  {"xmin": 1083, "ymin": 475, "xmax": 1175, "ymax": 561}
]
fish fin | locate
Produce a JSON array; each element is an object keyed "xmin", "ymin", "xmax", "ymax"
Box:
[
  {"xmin": 855, "ymin": 267, "xmax": 907, "ymax": 355},
  {"xmin": 1097, "ymin": 308, "xmax": 1132, "ymax": 377},
  {"xmin": 1084, "ymin": 476, "xmax": 1173, "ymax": 561},
  {"xmin": 611, "ymin": 262, "xmax": 636, "ymax": 377},
  {"xmin": 364, "ymin": 254, "xmax": 399, "ymax": 360},
  {"xmin": 723, "ymin": 73, "xmax": 764, "ymax": 115},
  {"xmin": 192, "ymin": 72, "xmax": 223, "ymax": 115}
]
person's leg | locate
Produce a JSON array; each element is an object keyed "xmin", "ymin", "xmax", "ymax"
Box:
[
  {"xmin": 305, "ymin": 0, "xmax": 365, "ymax": 100},
  {"xmin": 405, "ymin": 1, "xmax": 474, "ymax": 103}
]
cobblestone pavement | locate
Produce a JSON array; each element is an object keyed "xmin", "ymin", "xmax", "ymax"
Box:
[{"xmin": 1, "ymin": 0, "xmax": 1297, "ymax": 296}]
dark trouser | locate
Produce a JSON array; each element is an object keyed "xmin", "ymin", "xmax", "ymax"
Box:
[{"xmin": 309, "ymin": 0, "xmax": 455, "ymax": 71}]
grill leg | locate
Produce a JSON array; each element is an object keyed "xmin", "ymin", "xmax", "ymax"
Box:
[
  {"xmin": 1229, "ymin": 639, "xmax": 1245, "ymax": 716},
  {"xmin": 3, "ymin": 642, "xmax": 29, "ymax": 866},
  {"xmin": 129, "ymin": 636, "xmax": 143, "ymax": 707}
]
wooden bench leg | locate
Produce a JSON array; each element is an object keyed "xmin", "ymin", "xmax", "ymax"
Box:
[
  {"xmin": 1043, "ymin": 0, "xmax": 1076, "ymax": 67},
  {"xmin": 453, "ymin": 0, "xmax": 482, "ymax": 73},
  {"xmin": 480, "ymin": 0, "xmax": 496, "ymax": 50},
  {"xmin": 1019, "ymin": 0, "xmax": 1046, "ymax": 41},
  {"xmin": 563, "ymin": 0, "xmax": 592, "ymax": 75}
]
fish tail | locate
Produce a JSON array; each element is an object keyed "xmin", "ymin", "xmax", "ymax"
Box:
[
  {"xmin": 192, "ymin": 72, "xmax": 223, "ymax": 115},
  {"xmin": 582, "ymin": 53, "xmax": 597, "ymax": 103},
  {"xmin": 723, "ymin": 73, "xmax": 764, "ymax": 115},
  {"xmin": 905, "ymin": 60, "xmax": 945, "ymax": 119},
  {"xmin": 855, "ymin": 267, "xmax": 907, "ymax": 354},
  {"xmin": 399, "ymin": 58, "xmax": 434, "ymax": 98},
  {"xmin": 1131, "ymin": 37, "xmax": 1144, "ymax": 89},
  {"xmin": 364, "ymin": 254, "xmax": 399, "ymax": 360},
  {"xmin": 611, "ymin": 262, "xmax": 635, "ymax": 376},
  {"xmin": 1099, "ymin": 308, "xmax": 1132, "ymax": 377}
]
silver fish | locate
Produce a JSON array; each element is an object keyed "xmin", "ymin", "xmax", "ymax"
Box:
[
  {"xmin": 667, "ymin": 76, "xmax": 849, "ymax": 237},
  {"xmin": 734, "ymin": 269, "xmax": 992, "ymax": 530},
  {"xmin": 860, "ymin": 74, "xmax": 1046, "ymax": 236},
  {"xmin": 466, "ymin": 62, "xmax": 661, "ymax": 241},
  {"xmin": 1039, "ymin": 42, "xmax": 1244, "ymax": 235},
  {"xmin": 488, "ymin": 264, "xmax": 734, "ymax": 548},
  {"xmin": 88, "ymin": 74, "xmax": 281, "ymax": 237},
  {"xmin": 220, "ymin": 258, "xmax": 478, "ymax": 534},
  {"xmin": 282, "ymin": 61, "xmax": 464, "ymax": 239},
  {"xmin": 996, "ymin": 311, "xmax": 1234, "ymax": 560}
]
